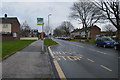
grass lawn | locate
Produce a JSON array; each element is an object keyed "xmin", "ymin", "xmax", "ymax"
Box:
[
  {"xmin": 2, "ymin": 40, "xmax": 35, "ymax": 58},
  {"xmin": 44, "ymin": 39, "xmax": 58, "ymax": 46},
  {"xmin": 0, "ymin": 41, "xmax": 2, "ymax": 58}
]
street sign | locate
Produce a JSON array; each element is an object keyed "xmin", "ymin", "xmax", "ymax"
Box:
[{"xmin": 37, "ymin": 18, "xmax": 43, "ymax": 25}]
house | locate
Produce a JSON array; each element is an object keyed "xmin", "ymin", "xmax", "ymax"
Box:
[
  {"xmin": 0, "ymin": 14, "xmax": 20, "ymax": 41},
  {"xmin": 71, "ymin": 25, "xmax": 101, "ymax": 39},
  {"xmin": 87, "ymin": 25, "xmax": 101, "ymax": 39}
]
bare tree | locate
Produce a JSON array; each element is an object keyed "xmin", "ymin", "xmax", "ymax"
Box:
[
  {"xmin": 69, "ymin": 1, "xmax": 103, "ymax": 39},
  {"xmin": 53, "ymin": 21, "xmax": 74, "ymax": 37},
  {"xmin": 94, "ymin": 1, "xmax": 120, "ymax": 41},
  {"xmin": 44, "ymin": 25, "xmax": 51, "ymax": 36},
  {"xmin": 20, "ymin": 21, "xmax": 31, "ymax": 37},
  {"xmin": 105, "ymin": 24, "xmax": 116, "ymax": 36},
  {"xmin": 59, "ymin": 21, "xmax": 74, "ymax": 36},
  {"xmin": 53, "ymin": 28, "xmax": 64, "ymax": 37}
]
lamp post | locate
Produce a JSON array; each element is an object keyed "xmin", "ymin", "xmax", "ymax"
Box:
[{"xmin": 48, "ymin": 14, "xmax": 52, "ymax": 37}]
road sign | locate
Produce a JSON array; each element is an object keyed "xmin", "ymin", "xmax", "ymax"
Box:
[{"xmin": 37, "ymin": 18, "xmax": 43, "ymax": 25}]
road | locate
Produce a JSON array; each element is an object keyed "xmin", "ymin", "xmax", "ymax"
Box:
[{"xmin": 50, "ymin": 38, "xmax": 119, "ymax": 79}]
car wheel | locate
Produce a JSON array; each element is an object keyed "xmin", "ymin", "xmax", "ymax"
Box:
[
  {"xmin": 103, "ymin": 45, "xmax": 106, "ymax": 48},
  {"xmin": 96, "ymin": 44, "xmax": 98, "ymax": 46},
  {"xmin": 114, "ymin": 46, "xmax": 117, "ymax": 50}
]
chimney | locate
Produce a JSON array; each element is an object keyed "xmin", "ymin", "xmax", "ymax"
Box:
[{"xmin": 5, "ymin": 14, "xmax": 7, "ymax": 18}]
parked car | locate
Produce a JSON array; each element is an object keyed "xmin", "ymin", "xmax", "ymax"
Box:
[
  {"xmin": 114, "ymin": 42, "xmax": 120, "ymax": 51},
  {"xmin": 95, "ymin": 37, "xmax": 116, "ymax": 48}
]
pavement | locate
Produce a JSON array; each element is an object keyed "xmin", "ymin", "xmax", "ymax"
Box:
[
  {"xmin": 2, "ymin": 40, "xmax": 53, "ymax": 79},
  {"xmin": 49, "ymin": 38, "xmax": 119, "ymax": 80}
]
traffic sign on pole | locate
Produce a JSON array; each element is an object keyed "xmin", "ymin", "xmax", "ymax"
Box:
[{"xmin": 37, "ymin": 18, "xmax": 43, "ymax": 25}]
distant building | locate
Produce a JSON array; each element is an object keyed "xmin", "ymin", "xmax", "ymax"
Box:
[
  {"xmin": 0, "ymin": 14, "xmax": 20, "ymax": 41},
  {"xmin": 71, "ymin": 25, "xmax": 101, "ymax": 39}
]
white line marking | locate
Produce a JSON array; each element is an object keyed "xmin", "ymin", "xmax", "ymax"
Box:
[
  {"xmin": 100, "ymin": 65, "xmax": 112, "ymax": 72},
  {"xmin": 48, "ymin": 46, "xmax": 55, "ymax": 59},
  {"xmin": 87, "ymin": 58, "xmax": 95, "ymax": 62}
]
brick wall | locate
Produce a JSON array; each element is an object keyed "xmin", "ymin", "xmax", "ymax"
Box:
[{"xmin": 90, "ymin": 27, "xmax": 101, "ymax": 39}]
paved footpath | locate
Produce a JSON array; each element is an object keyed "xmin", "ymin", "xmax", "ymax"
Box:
[{"xmin": 2, "ymin": 40, "xmax": 53, "ymax": 78}]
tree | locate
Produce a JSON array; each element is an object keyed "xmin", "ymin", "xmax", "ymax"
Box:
[
  {"xmin": 53, "ymin": 21, "xmax": 74, "ymax": 37},
  {"xmin": 44, "ymin": 25, "xmax": 52, "ymax": 36},
  {"xmin": 53, "ymin": 28, "xmax": 64, "ymax": 37},
  {"xmin": 104, "ymin": 24, "xmax": 116, "ymax": 36},
  {"xmin": 69, "ymin": 1, "xmax": 103, "ymax": 39},
  {"xmin": 20, "ymin": 21, "xmax": 31, "ymax": 37},
  {"xmin": 94, "ymin": 1, "xmax": 120, "ymax": 41},
  {"xmin": 59, "ymin": 21, "xmax": 74, "ymax": 36}
]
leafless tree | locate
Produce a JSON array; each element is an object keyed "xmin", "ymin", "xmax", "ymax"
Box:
[
  {"xmin": 105, "ymin": 24, "xmax": 116, "ymax": 36},
  {"xmin": 20, "ymin": 21, "xmax": 31, "ymax": 37},
  {"xmin": 94, "ymin": 1, "xmax": 120, "ymax": 41},
  {"xmin": 53, "ymin": 28, "xmax": 64, "ymax": 37},
  {"xmin": 69, "ymin": 1, "xmax": 104, "ymax": 39},
  {"xmin": 53, "ymin": 21, "xmax": 74, "ymax": 37},
  {"xmin": 44, "ymin": 25, "xmax": 52, "ymax": 36},
  {"xmin": 59, "ymin": 21, "xmax": 74, "ymax": 36}
]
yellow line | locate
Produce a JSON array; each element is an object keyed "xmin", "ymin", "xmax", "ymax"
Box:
[
  {"xmin": 67, "ymin": 56, "xmax": 74, "ymax": 61},
  {"xmin": 60, "ymin": 56, "xmax": 67, "ymax": 60},
  {"xmin": 54, "ymin": 60, "xmax": 67, "ymax": 79},
  {"xmin": 62, "ymin": 52, "xmax": 65, "ymax": 54},
  {"xmin": 75, "ymin": 56, "xmax": 81, "ymax": 60},
  {"xmin": 87, "ymin": 58, "xmax": 95, "ymax": 62},
  {"xmin": 58, "ymin": 52, "xmax": 61, "ymax": 54},
  {"xmin": 100, "ymin": 65, "xmax": 112, "ymax": 71}
]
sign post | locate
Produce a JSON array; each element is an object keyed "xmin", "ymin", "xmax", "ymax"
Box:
[{"xmin": 37, "ymin": 18, "xmax": 44, "ymax": 52}]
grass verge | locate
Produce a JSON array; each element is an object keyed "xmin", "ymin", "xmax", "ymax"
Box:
[
  {"xmin": 44, "ymin": 39, "xmax": 58, "ymax": 46},
  {"xmin": 2, "ymin": 40, "xmax": 35, "ymax": 58}
]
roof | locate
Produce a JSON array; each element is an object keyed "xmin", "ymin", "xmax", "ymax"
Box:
[
  {"xmin": 71, "ymin": 25, "xmax": 101, "ymax": 33},
  {"xmin": 0, "ymin": 17, "xmax": 20, "ymax": 25}
]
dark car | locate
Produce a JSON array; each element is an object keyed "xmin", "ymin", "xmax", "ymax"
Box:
[
  {"xmin": 114, "ymin": 42, "xmax": 120, "ymax": 51},
  {"xmin": 95, "ymin": 37, "xmax": 116, "ymax": 48}
]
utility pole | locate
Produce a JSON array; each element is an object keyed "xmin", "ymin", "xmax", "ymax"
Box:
[
  {"xmin": 48, "ymin": 14, "xmax": 52, "ymax": 38},
  {"xmin": 37, "ymin": 18, "xmax": 44, "ymax": 52}
]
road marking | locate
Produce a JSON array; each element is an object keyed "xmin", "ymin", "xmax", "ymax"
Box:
[
  {"xmin": 53, "ymin": 52, "xmax": 56, "ymax": 54},
  {"xmin": 58, "ymin": 52, "xmax": 62, "ymax": 54},
  {"xmin": 87, "ymin": 58, "xmax": 95, "ymax": 62},
  {"xmin": 100, "ymin": 65, "xmax": 112, "ymax": 72},
  {"xmin": 96, "ymin": 51, "xmax": 107, "ymax": 54},
  {"xmin": 62, "ymin": 52, "xmax": 65, "ymax": 54},
  {"xmin": 89, "ymin": 49, "xmax": 107, "ymax": 54},
  {"xmin": 67, "ymin": 56, "xmax": 74, "ymax": 61},
  {"xmin": 60, "ymin": 56, "xmax": 67, "ymax": 60},
  {"xmin": 48, "ymin": 46, "xmax": 55, "ymax": 59},
  {"xmin": 55, "ymin": 56, "xmax": 61, "ymax": 60},
  {"xmin": 54, "ymin": 60, "xmax": 67, "ymax": 79},
  {"xmin": 74, "ymin": 56, "xmax": 81, "ymax": 60},
  {"xmin": 48, "ymin": 47, "xmax": 67, "ymax": 79}
]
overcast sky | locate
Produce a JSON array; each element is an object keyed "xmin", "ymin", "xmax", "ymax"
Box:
[{"xmin": 0, "ymin": 0, "xmax": 117, "ymax": 32}]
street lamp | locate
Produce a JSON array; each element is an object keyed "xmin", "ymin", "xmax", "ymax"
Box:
[{"xmin": 48, "ymin": 14, "xmax": 52, "ymax": 36}]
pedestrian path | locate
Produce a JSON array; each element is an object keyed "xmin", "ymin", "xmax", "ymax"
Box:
[{"xmin": 2, "ymin": 40, "xmax": 52, "ymax": 78}]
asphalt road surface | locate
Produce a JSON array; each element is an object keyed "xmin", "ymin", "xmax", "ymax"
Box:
[{"xmin": 50, "ymin": 38, "xmax": 119, "ymax": 79}]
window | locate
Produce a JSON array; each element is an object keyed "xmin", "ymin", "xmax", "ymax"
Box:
[
  {"xmin": 3, "ymin": 24, "xmax": 8, "ymax": 28},
  {"xmin": 13, "ymin": 33, "xmax": 17, "ymax": 37}
]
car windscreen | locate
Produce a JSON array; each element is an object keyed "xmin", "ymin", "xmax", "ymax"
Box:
[{"xmin": 102, "ymin": 37, "xmax": 113, "ymax": 41}]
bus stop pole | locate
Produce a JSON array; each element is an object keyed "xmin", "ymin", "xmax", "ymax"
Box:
[{"xmin": 41, "ymin": 23, "xmax": 44, "ymax": 52}]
